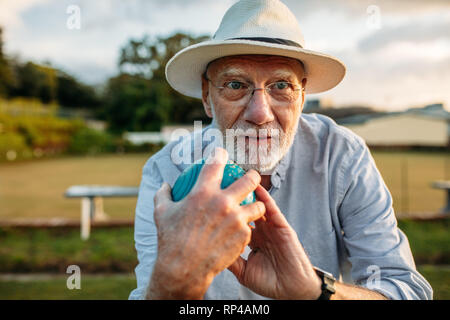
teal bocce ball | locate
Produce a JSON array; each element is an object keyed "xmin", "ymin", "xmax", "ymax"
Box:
[{"xmin": 171, "ymin": 158, "xmax": 256, "ymax": 205}]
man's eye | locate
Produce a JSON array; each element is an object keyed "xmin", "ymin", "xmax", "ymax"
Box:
[
  {"xmin": 226, "ymin": 81, "xmax": 245, "ymax": 90},
  {"xmin": 274, "ymin": 81, "xmax": 290, "ymax": 90}
]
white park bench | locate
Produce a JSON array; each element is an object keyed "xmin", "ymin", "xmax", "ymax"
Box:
[
  {"xmin": 65, "ymin": 185, "xmax": 139, "ymax": 240},
  {"xmin": 432, "ymin": 180, "xmax": 450, "ymax": 215}
]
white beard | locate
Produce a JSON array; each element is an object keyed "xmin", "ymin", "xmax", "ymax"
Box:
[
  {"xmin": 210, "ymin": 100, "xmax": 298, "ymax": 174},
  {"xmin": 225, "ymin": 121, "xmax": 297, "ymax": 174}
]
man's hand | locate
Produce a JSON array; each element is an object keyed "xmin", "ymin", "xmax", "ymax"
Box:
[
  {"xmin": 228, "ymin": 185, "xmax": 322, "ymax": 300},
  {"xmin": 146, "ymin": 148, "xmax": 266, "ymax": 299}
]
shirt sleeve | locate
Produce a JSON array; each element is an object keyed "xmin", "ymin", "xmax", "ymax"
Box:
[
  {"xmin": 128, "ymin": 157, "xmax": 163, "ymax": 300},
  {"xmin": 337, "ymin": 142, "xmax": 433, "ymax": 300}
]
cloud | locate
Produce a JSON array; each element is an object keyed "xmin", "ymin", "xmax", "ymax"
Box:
[
  {"xmin": 1, "ymin": 0, "xmax": 449, "ymax": 110},
  {"xmin": 0, "ymin": 0, "xmax": 51, "ymax": 38},
  {"xmin": 1, "ymin": 0, "xmax": 232, "ymax": 84},
  {"xmin": 358, "ymin": 17, "xmax": 450, "ymax": 52},
  {"xmin": 363, "ymin": 0, "xmax": 450, "ymax": 14},
  {"xmin": 310, "ymin": 44, "xmax": 450, "ymax": 111},
  {"xmin": 77, "ymin": 0, "xmax": 232, "ymax": 35},
  {"xmin": 285, "ymin": 0, "xmax": 450, "ymax": 15}
]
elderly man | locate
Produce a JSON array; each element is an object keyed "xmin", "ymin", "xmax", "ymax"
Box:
[{"xmin": 129, "ymin": 0, "xmax": 432, "ymax": 300}]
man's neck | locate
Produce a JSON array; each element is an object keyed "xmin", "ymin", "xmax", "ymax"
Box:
[{"xmin": 260, "ymin": 175, "xmax": 272, "ymax": 190}]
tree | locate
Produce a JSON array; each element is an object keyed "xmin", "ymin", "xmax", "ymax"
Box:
[
  {"xmin": 0, "ymin": 27, "xmax": 16, "ymax": 97},
  {"xmin": 56, "ymin": 71, "xmax": 101, "ymax": 109},
  {"xmin": 119, "ymin": 32, "xmax": 209, "ymax": 81},
  {"xmin": 11, "ymin": 62, "xmax": 57, "ymax": 104},
  {"xmin": 103, "ymin": 32, "xmax": 211, "ymax": 133},
  {"xmin": 103, "ymin": 74, "xmax": 160, "ymax": 133}
]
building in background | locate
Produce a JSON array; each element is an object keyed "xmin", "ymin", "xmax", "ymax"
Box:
[
  {"xmin": 123, "ymin": 103, "xmax": 449, "ymax": 149},
  {"xmin": 123, "ymin": 125, "xmax": 195, "ymax": 145},
  {"xmin": 337, "ymin": 104, "xmax": 450, "ymax": 148}
]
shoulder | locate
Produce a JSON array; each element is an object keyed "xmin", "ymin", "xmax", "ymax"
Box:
[
  {"xmin": 142, "ymin": 143, "xmax": 173, "ymax": 175},
  {"xmin": 294, "ymin": 113, "xmax": 371, "ymax": 191},
  {"xmin": 141, "ymin": 128, "xmax": 205, "ymax": 185}
]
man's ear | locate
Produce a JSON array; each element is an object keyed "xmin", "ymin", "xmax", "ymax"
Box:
[
  {"xmin": 201, "ymin": 76, "xmax": 213, "ymax": 118},
  {"xmin": 300, "ymin": 78, "xmax": 307, "ymax": 112}
]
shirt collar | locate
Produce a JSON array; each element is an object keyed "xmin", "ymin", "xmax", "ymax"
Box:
[{"xmin": 269, "ymin": 140, "xmax": 294, "ymax": 189}]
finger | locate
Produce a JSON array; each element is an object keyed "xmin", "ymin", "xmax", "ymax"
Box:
[
  {"xmin": 254, "ymin": 185, "xmax": 289, "ymax": 227},
  {"xmin": 254, "ymin": 209, "xmax": 267, "ymax": 227},
  {"xmin": 153, "ymin": 182, "xmax": 173, "ymax": 219},
  {"xmin": 195, "ymin": 147, "xmax": 229, "ymax": 187},
  {"xmin": 224, "ymin": 169, "xmax": 261, "ymax": 203},
  {"xmin": 154, "ymin": 182, "xmax": 173, "ymax": 206},
  {"xmin": 249, "ymin": 222, "xmax": 265, "ymax": 248},
  {"xmin": 227, "ymin": 256, "xmax": 246, "ymax": 284},
  {"xmin": 240, "ymin": 200, "xmax": 266, "ymax": 224}
]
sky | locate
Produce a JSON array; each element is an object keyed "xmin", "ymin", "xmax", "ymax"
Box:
[{"xmin": 1, "ymin": 0, "xmax": 449, "ymax": 112}]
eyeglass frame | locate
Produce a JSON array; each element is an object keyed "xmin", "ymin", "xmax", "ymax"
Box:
[{"xmin": 203, "ymin": 73, "xmax": 305, "ymax": 103}]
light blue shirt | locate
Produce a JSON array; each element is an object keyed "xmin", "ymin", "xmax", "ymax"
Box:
[{"xmin": 129, "ymin": 113, "xmax": 432, "ymax": 300}]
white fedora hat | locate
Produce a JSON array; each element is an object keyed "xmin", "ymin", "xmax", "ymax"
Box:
[{"xmin": 165, "ymin": 0, "xmax": 346, "ymax": 98}]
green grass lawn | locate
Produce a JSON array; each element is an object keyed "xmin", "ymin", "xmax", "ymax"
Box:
[
  {"xmin": 0, "ymin": 220, "xmax": 447, "ymax": 274},
  {"xmin": 0, "ymin": 267, "xmax": 447, "ymax": 300},
  {"xmin": 397, "ymin": 219, "xmax": 450, "ymax": 264},
  {"xmin": 0, "ymin": 227, "xmax": 137, "ymax": 273},
  {"xmin": 0, "ymin": 274, "xmax": 136, "ymax": 300},
  {"xmin": 0, "ymin": 153, "xmax": 150, "ymax": 220},
  {"xmin": 417, "ymin": 265, "xmax": 450, "ymax": 300},
  {"xmin": 0, "ymin": 219, "xmax": 448, "ymax": 299},
  {"xmin": 0, "ymin": 151, "xmax": 448, "ymax": 299},
  {"xmin": 0, "ymin": 151, "xmax": 449, "ymax": 220}
]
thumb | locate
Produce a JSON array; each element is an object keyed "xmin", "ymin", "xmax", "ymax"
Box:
[
  {"xmin": 153, "ymin": 182, "xmax": 173, "ymax": 220},
  {"xmin": 254, "ymin": 185, "xmax": 289, "ymax": 228},
  {"xmin": 228, "ymin": 256, "xmax": 247, "ymax": 285}
]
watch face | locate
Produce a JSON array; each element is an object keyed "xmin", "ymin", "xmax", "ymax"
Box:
[
  {"xmin": 323, "ymin": 276, "xmax": 336, "ymax": 294},
  {"xmin": 313, "ymin": 266, "xmax": 334, "ymax": 279},
  {"xmin": 324, "ymin": 271, "xmax": 336, "ymax": 282},
  {"xmin": 313, "ymin": 266, "xmax": 336, "ymax": 296}
]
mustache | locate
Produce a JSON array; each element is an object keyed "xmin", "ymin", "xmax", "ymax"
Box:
[{"xmin": 224, "ymin": 124, "xmax": 284, "ymax": 138}]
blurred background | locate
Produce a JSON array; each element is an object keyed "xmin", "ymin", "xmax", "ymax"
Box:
[{"xmin": 0, "ymin": 0, "xmax": 448, "ymax": 299}]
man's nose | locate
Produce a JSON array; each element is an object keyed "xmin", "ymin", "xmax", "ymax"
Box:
[{"xmin": 242, "ymin": 89, "xmax": 275, "ymax": 125}]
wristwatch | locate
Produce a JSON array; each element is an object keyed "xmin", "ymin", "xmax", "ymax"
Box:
[{"xmin": 313, "ymin": 267, "xmax": 336, "ymax": 300}]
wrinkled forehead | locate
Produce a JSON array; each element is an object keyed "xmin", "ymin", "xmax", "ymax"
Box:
[{"xmin": 205, "ymin": 54, "xmax": 305, "ymax": 80}]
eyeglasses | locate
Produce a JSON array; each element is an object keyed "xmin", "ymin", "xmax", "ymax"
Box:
[{"xmin": 205, "ymin": 77, "xmax": 303, "ymax": 103}]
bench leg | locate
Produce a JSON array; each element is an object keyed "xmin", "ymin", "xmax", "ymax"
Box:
[
  {"xmin": 443, "ymin": 190, "xmax": 450, "ymax": 214},
  {"xmin": 93, "ymin": 197, "xmax": 110, "ymax": 221},
  {"xmin": 81, "ymin": 197, "xmax": 91, "ymax": 240}
]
